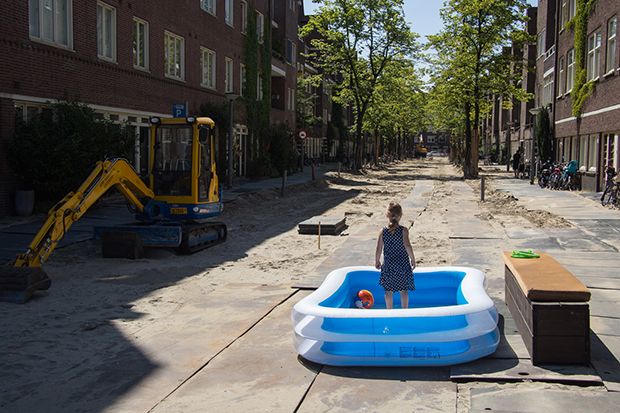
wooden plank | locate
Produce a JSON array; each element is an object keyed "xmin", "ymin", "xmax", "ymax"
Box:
[{"xmin": 298, "ymin": 216, "xmax": 346, "ymax": 235}]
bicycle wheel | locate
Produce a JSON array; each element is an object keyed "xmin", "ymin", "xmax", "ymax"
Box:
[
  {"xmin": 602, "ymin": 186, "xmax": 613, "ymax": 206},
  {"xmin": 612, "ymin": 189, "xmax": 620, "ymax": 209}
]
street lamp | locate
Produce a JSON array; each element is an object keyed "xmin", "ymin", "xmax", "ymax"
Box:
[
  {"xmin": 529, "ymin": 107, "xmax": 541, "ymax": 185},
  {"xmin": 225, "ymin": 92, "xmax": 239, "ymax": 189}
]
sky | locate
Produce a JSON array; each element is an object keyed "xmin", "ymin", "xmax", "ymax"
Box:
[{"xmin": 303, "ymin": 1, "xmax": 539, "ymax": 44}]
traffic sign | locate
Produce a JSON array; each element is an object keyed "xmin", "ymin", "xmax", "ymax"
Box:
[
  {"xmin": 173, "ymin": 104, "xmax": 186, "ymax": 118},
  {"xmin": 299, "ymin": 130, "xmax": 307, "ymax": 140}
]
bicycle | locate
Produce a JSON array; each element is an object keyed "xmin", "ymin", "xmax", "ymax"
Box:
[
  {"xmin": 601, "ymin": 166, "xmax": 619, "ymax": 208},
  {"xmin": 559, "ymin": 160, "xmax": 579, "ymax": 191}
]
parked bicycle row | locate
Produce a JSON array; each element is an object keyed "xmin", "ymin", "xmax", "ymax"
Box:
[
  {"xmin": 537, "ymin": 160, "xmax": 580, "ymax": 191},
  {"xmin": 601, "ymin": 166, "xmax": 620, "ymax": 208}
]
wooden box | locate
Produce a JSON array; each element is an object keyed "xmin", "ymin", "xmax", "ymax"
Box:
[{"xmin": 503, "ymin": 252, "xmax": 591, "ymax": 365}]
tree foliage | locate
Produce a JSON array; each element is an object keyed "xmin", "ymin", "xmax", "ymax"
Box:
[
  {"xmin": 536, "ymin": 106, "xmax": 553, "ymax": 162},
  {"xmin": 302, "ymin": 0, "xmax": 419, "ymax": 169},
  {"xmin": 428, "ymin": 0, "xmax": 533, "ymax": 177},
  {"xmin": 9, "ymin": 100, "xmax": 135, "ymax": 204}
]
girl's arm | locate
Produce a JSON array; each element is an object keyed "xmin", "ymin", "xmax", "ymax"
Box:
[
  {"xmin": 375, "ymin": 229, "xmax": 383, "ymax": 269},
  {"xmin": 402, "ymin": 227, "xmax": 416, "ymax": 270}
]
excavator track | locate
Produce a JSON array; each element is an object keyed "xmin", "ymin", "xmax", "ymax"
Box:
[{"xmin": 176, "ymin": 221, "xmax": 227, "ymax": 254}]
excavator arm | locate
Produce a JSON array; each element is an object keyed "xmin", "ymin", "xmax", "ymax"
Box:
[{"xmin": 13, "ymin": 158, "xmax": 153, "ymax": 267}]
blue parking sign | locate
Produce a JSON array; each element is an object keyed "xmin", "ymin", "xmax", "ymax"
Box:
[{"xmin": 173, "ymin": 104, "xmax": 186, "ymax": 118}]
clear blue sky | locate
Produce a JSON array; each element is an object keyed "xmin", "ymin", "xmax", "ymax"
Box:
[{"xmin": 303, "ymin": 1, "xmax": 538, "ymax": 43}]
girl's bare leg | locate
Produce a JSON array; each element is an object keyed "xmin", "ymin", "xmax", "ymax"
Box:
[
  {"xmin": 400, "ymin": 290, "xmax": 409, "ymax": 309},
  {"xmin": 385, "ymin": 291, "xmax": 393, "ymax": 309}
]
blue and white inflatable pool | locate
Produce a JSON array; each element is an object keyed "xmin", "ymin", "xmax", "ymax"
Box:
[{"xmin": 292, "ymin": 266, "xmax": 499, "ymax": 366}]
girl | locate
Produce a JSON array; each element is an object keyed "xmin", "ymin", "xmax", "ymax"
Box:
[{"xmin": 375, "ymin": 202, "xmax": 416, "ymax": 309}]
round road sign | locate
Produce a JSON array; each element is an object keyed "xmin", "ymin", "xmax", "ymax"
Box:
[{"xmin": 299, "ymin": 130, "xmax": 307, "ymax": 140}]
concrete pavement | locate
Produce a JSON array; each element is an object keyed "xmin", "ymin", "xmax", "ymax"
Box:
[{"xmin": 2, "ymin": 161, "xmax": 620, "ymax": 412}]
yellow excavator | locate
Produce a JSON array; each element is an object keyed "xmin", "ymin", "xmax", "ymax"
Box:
[{"xmin": 1, "ymin": 116, "xmax": 227, "ymax": 303}]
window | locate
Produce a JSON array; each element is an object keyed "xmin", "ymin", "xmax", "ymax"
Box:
[
  {"xmin": 225, "ymin": 58, "xmax": 234, "ymax": 93},
  {"xmin": 257, "ymin": 12, "xmax": 264, "ymax": 44},
  {"xmin": 286, "ymin": 39, "xmax": 297, "ymax": 65},
  {"xmin": 225, "ymin": 0, "xmax": 233, "ymax": 26},
  {"xmin": 559, "ymin": 0, "xmax": 566, "ymax": 32},
  {"xmin": 587, "ymin": 30, "xmax": 602, "ymax": 81},
  {"xmin": 543, "ymin": 72, "xmax": 554, "ymax": 105},
  {"xmin": 240, "ymin": 64, "xmax": 246, "ymax": 95},
  {"xmin": 165, "ymin": 32, "xmax": 184, "ymax": 80},
  {"xmin": 557, "ymin": 56, "xmax": 565, "ymax": 97},
  {"xmin": 201, "ymin": 0, "xmax": 215, "ymax": 15},
  {"xmin": 29, "ymin": 0, "xmax": 73, "ymax": 48},
  {"xmin": 241, "ymin": 1, "xmax": 248, "ymax": 33},
  {"xmin": 288, "ymin": 87, "xmax": 295, "ymax": 111},
  {"xmin": 133, "ymin": 18, "xmax": 149, "ymax": 70},
  {"xmin": 201, "ymin": 48, "xmax": 216, "ymax": 89},
  {"xmin": 97, "ymin": 2, "xmax": 116, "ymax": 62},
  {"xmin": 568, "ymin": 0, "xmax": 576, "ymax": 21},
  {"xmin": 257, "ymin": 73, "xmax": 263, "ymax": 100},
  {"xmin": 567, "ymin": 49, "xmax": 575, "ymax": 92},
  {"xmin": 537, "ymin": 29, "xmax": 546, "ymax": 59},
  {"xmin": 608, "ymin": 16, "xmax": 617, "ymax": 74},
  {"xmin": 290, "ymin": 0, "xmax": 296, "ymax": 12}
]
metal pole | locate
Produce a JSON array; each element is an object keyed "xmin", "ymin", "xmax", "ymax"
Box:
[
  {"xmin": 481, "ymin": 176, "xmax": 485, "ymax": 201},
  {"xmin": 530, "ymin": 115, "xmax": 536, "ymax": 185},
  {"xmin": 227, "ymin": 99, "xmax": 234, "ymax": 189},
  {"xmin": 281, "ymin": 170, "xmax": 287, "ymax": 197}
]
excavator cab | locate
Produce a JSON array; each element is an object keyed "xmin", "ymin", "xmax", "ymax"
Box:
[{"xmin": 137, "ymin": 117, "xmax": 223, "ymax": 222}]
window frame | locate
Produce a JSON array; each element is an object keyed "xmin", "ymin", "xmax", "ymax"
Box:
[
  {"xmin": 559, "ymin": 0, "xmax": 567, "ymax": 32},
  {"xmin": 607, "ymin": 16, "xmax": 617, "ymax": 74},
  {"xmin": 225, "ymin": 58, "xmax": 234, "ymax": 93},
  {"xmin": 225, "ymin": 0, "xmax": 234, "ymax": 27},
  {"xmin": 29, "ymin": 0, "xmax": 74, "ymax": 49},
  {"xmin": 537, "ymin": 29, "xmax": 546, "ymax": 59},
  {"xmin": 240, "ymin": 64, "xmax": 246, "ymax": 96},
  {"xmin": 133, "ymin": 17, "xmax": 149, "ymax": 71},
  {"xmin": 241, "ymin": 1, "xmax": 248, "ymax": 33},
  {"xmin": 257, "ymin": 73, "xmax": 263, "ymax": 100},
  {"xmin": 568, "ymin": 0, "xmax": 576, "ymax": 21},
  {"xmin": 201, "ymin": 0, "xmax": 216, "ymax": 16},
  {"xmin": 557, "ymin": 56, "xmax": 565, "ymax": 97},
  {"xmin": 587, "ymin": 29, "xmax": 602, "ymax": 81},
  {"xmin": 257, "ymin": 12, "xmax": 264, "ymax": 44},
  {"xmin": 97, "ymin": 2, "xmax": 117, "ymax": 62},
  {"xmin": 543, "ymin": 72, "xmax": 554, "ymax": 106},
  {"xmin": 567, "ymin": 49, "xmax": 575, "ymax": 92},
  {"xmin": 165, "ymin": 31, "xmax": 185, "ymax": 81},
  {"xmin": 201, "ymin": 47, "xmax": 216, "ymax": 89}
]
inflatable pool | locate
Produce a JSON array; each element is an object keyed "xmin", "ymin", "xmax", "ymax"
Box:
[{"xmin": 292, "ymin": 266, "xmax": 499, "ymax": 366}]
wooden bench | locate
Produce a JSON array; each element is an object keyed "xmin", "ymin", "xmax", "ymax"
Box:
[{"xmin": 502, "ymin": 251, "xmax": 591, "ymax": 365}]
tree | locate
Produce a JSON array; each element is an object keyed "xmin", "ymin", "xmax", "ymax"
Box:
[
  {"xmin": 365, "ymin": 59, "xmax": 426, "ymax": 164},
  {"xmin": 428, "ymin": 0, "xmax": 532, "ymax": 177},
  {"xmin": 536, "ymin": 106, "xmax": 553, "ymax": 163},
  {"xmin": 302, "ymin": 0, "xmax": 419, "ymax": 170},
  {"xmin": 9, "ymin": 100, "xmax": 135, "ymax": 205}
]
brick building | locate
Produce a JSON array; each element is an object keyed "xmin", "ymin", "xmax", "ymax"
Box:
[
  {"xmin": 528, "ymin": 0, "xmax": 620, "ymax": 191},
  {"xmin": 0, "ymin": 0, "xmax": 317, "ymax": 216}
]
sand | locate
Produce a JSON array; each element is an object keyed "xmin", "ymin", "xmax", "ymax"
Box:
[{"xmin": 0, "ymin": 157, "xmax": 570, "ymax": 411}]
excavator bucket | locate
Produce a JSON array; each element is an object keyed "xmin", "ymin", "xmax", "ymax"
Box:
[{"xmin": 0, "ymin": 267, "xmax": 51, "ymax": 304}]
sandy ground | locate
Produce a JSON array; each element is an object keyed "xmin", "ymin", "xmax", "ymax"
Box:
[{"xmin": 0, "ymin": 158, "xmax": 572, "ymax": 411}]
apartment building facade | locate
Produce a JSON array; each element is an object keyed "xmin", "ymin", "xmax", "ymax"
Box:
[
  {"xmin": 531, "ymin": 0, "xmax": 619, "ymax": 191},
  {"xmin": 0, "ymin": 0, "xmax": 322, "ymax": 216}
]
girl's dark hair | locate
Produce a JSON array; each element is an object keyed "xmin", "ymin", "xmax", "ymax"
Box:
[{"xmin": 386, "ymin": 202, "xmax": 402, "ymax": 234}]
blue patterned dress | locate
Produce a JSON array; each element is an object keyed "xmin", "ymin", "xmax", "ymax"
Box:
[{"xmin": 378, "ymin": 226, "xmax": 415, "ymax": 292}]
